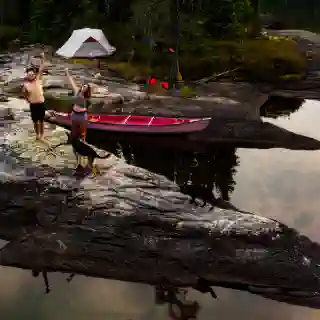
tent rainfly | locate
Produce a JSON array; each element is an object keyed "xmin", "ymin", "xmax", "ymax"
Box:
[{"xmin": 56, "ymin": 28, "xmax": 116, "ymax": 59}]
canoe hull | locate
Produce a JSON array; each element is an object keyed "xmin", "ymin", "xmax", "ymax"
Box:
[
  {"xmin": 44, "ymin": 111, "xmax": 211, "ymax": 135},
  {"xmin": 44, "ymin": 111, "xmax": 214, "ymax": 152}
]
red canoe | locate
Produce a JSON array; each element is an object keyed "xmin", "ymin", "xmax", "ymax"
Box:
[{"xmin": 45, "ymin": 111, "xmax": 211, "ymax": 135}]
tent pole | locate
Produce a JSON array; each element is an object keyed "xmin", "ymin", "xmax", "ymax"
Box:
[{"xmin": 170, "ymin": 0, "xmax": 180, "ymax": 91}]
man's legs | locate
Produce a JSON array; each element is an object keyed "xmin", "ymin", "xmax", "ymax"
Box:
[
  {"xmin": 38, "ymin": 103, "xmax": 46, "ymax": 140},
  {"xmin": 33, "ymin": 121, "xmax": 40, "ymax": 139},
  {"xmin": 39, "ymin": 121, "xmax": 44, "ymax": 139},
  {"xmin": 31, "ymin": 104, "xmax": 45, "ymax": 140}
]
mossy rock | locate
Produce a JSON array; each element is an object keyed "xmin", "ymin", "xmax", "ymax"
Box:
[
  {"xmin": 179, "ymin": 86, "xmax": 197, "ymax": 99},
  {"xmin": 145, "ymin": 83, "xmax": 170, "ymax": 96},
  {"xmin": 240, "ymin": 39, "xmax": 307, "ymax": 82},
  {"xmin": 280, "ymin": 74, "xmax": 303, "ymax": 81},
  {"xmin": 105, "ymin": 62, "xmax": 151, "ymax": 81}
]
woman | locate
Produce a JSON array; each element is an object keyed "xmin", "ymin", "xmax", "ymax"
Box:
[{"xmin": 65, "ymin": 68, "xmax": 91, "ymax": 169}]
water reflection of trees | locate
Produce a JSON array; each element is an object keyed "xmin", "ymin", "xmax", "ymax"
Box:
[
  {"xmin": 102, "ymin": 141, "xmax": 239, "ymax": 206},
  {"xmin": 260, "ymin": 96, "xmax": 305, "ymax": 119}
]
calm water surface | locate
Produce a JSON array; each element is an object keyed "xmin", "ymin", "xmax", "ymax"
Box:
[{"xmin": 0, "ymin": 100, "xmax": 320, "ymax": 319}]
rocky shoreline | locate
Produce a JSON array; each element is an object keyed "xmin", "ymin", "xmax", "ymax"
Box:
[
  {"xmin": 1, "ymin": 48, "xmax": 320, "ymax": 151},
  {"xmin": 1, "ymin": 53, "xmax": 269, "ymax": 119},
  {"xmin": 1, "ymin": 46, "xmax": 320, "ymax": 123}
]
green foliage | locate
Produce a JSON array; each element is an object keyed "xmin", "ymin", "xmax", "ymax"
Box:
[
  {"xmin": 100, "ymin": 37, "xmax": 306, "ymax": 83},
  {"xmin": 260, "ymin": 0, "xmax": 320, "ymax": 31},
  {"xmin": 240, "ymin": 39, "xmax": 307, "ymax": 81},
  {"xmin": 179, "ymin": 86, "xmax": 196, "ymax": 98},
  {"xmin": 200, "ymin": 0, "xmax": 254, "ymax": 38},
  {"xmin": 106, "ymin": 62, "xmax": 151, "ymax": 81},
  {"xmin": 0, "ymin": 0, "xmax": 259, "ymax": 45},
  {"xmin": 178, "ymin": 38, "xmax": 306, "ymax": 81},
  {"xmin": 280, "ymin": 74, "xmax": 303, "ymax": 80}
]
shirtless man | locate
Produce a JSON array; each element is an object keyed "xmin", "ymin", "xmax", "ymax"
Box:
[{"xmin": 22, "ymin": 58, "xmax": 46, "ymax": 140}]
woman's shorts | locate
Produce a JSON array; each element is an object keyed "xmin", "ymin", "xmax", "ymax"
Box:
[{"xmin": 71, "ymin": 111, "xmax": 88, "ymax": 123}]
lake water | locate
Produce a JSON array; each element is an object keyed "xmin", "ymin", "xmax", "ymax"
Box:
[{"xmin": 1, "ymin": 92, "xmax": 320, "ymax": 318}]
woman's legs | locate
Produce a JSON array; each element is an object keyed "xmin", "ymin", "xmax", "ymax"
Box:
[
  {"xmin": 71, "ymin": 120, "xmax": 82, "ymax": 169},
  {"xmin": 71, "ymin": 112, "xmax": 88, "ymax": 170},
  {"xmin": 81, "ymin": 113, "xmax": 88, "ymax": 140},
  {"xmin": 81, "ymin": 122, "xmax": 87, "ymax": 140}
]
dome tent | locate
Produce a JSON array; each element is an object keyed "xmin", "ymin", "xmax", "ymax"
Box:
[{"xmin": 56, "ymin": 28, "xmax": 116, "ymax": 59}]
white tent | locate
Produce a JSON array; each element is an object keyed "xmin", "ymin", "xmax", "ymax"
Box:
[{"xmin": 56, "ymin": 28, "xmax": 116, "ymax": 59}]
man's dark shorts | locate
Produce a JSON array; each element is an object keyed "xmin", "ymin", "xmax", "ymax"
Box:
[{"xmin": 29, "ymin": 102, "xmax": 45, "ymax": 122}]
